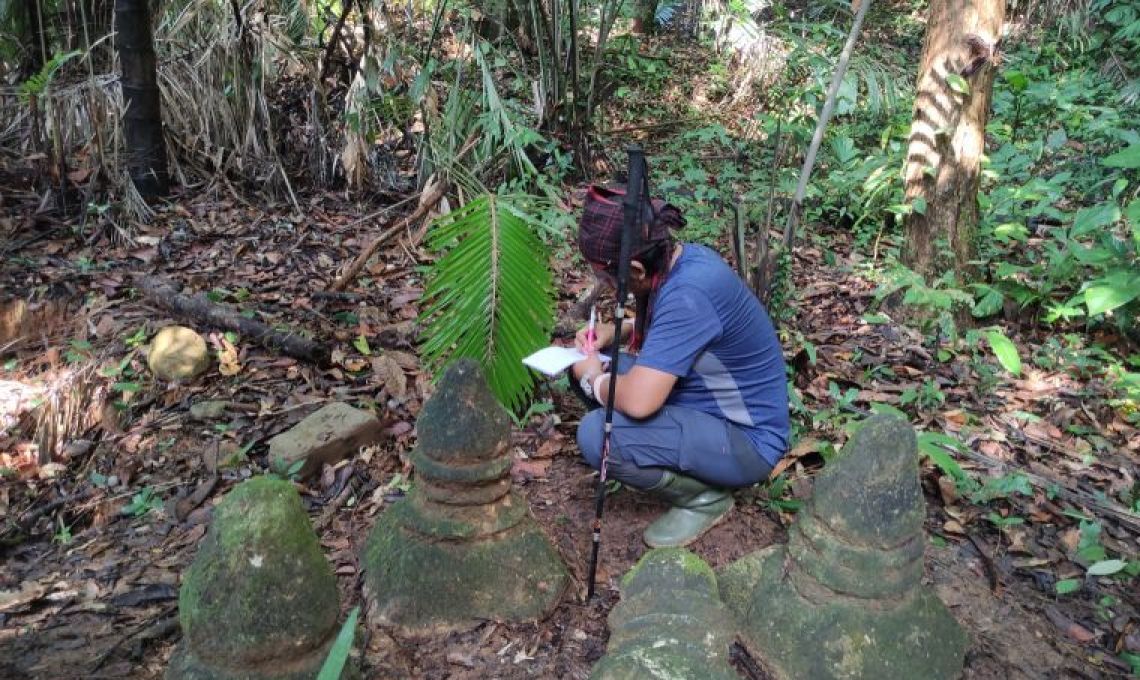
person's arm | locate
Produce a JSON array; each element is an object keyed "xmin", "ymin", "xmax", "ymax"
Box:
[
  {"xmin": 592, "ymin": 365, "xmax": 675, "ymax": 419},
  {"xmin": 572, "ymin": 354, "xmax": 676, "ymax": 418},
  {"xmin": 575, "ymin": 287, "xmax": 719, "ymax": 419}
]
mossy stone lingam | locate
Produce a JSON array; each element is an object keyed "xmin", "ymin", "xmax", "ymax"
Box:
[
  {"xmin": 591, "ymin": 548, "xmax": 739, "ymax": 680},
  {"xmin": 362, "ymin": 358, "xmax": 569, "ymax": 635},
  {"xmin": 718, "ymin": 415, "xmax": 968, "ymax": 680},
  {"xmin": 166, "ymin": 476, "xmax": 356, "ymax": 679}
]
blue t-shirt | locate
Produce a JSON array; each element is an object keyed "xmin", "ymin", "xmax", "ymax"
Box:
[{"xmin": 635, "ymin": 243, "xmax": 789, "ymax": 466}]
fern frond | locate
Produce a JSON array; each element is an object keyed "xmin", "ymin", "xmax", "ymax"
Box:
[{"xmin": 419, "ymin": 193, "xmax": 556, "ymax": 413}]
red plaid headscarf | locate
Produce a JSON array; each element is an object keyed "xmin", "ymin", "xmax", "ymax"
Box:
[
  {"xmin": 577, "ymin": 184, "xmax": 686, "ymax": 351},
  {"xmin": 577, "ymin": 184, "xmax": 685, "ymax": 271}
]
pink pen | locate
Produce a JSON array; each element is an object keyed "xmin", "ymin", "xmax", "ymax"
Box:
[{"xmin": 586, "ymin": 305, "xmax": 597, "ymax": 354}]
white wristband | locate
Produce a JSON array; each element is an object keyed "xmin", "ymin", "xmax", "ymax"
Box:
[{"xmin": 592, "ymin": 373, "xmax": 609, "ymax": 401}]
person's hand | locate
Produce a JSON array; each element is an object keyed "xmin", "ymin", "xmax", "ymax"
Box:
[
  {"xmin": 575, "ymin": 323, "xmax": 615, "ymax": 353},
  {"xmin": 571, "ymin": 352, "xmax": 605, "ymax": 382}
]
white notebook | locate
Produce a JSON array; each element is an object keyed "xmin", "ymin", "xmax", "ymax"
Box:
[{"xmin": 523, "ymin": 346, "xmax": 610, "ymax": 377}]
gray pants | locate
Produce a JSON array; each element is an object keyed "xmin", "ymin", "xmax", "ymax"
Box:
[{"xmin": 570, "ymin": 354, "xmax": 772, "ymax": 490}]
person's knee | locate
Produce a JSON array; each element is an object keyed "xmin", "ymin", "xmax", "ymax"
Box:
[{"xmin": 576, "ymin": 409, "xmax": 605, "ymax": 469}]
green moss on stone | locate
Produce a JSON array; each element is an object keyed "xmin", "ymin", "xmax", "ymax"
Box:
[
  {"xmin": 177, "ymin": 476, "xmax": 339, "ymax": 666},
  {"xmin": 363, "ymin": 501, "xmax": 568, "ymax": 635},
  {"xmin": 621, "ymin": 548, "xmax": 717, "ymax": 598},
  {"xmin": 592, "ymin": 548, "xmax": 737, "ymax": 680},
  {"xmin": 416, "ymin": 359, "xmax": 511, "ymax": 463}
]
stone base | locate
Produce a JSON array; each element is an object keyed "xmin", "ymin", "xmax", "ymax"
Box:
[
  {"xmin": 166, "ymin": 635, "xmax": 358, "ymax": 680},
  {"xmin": 591, "ymin": 548, "xmax": 739, "ymax": 680},
  {"xmin": 362, "ymin": 498, "xmax": 569, "ymax": 635},
  {"xmin": 719, "ymin": 545, "xmax": 968, "ymax": 680}
]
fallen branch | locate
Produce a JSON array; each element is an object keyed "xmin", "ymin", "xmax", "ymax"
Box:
[
  {"xmin": 137, "ymin": 277, "xmax": 330, "ymax": 366},
  {"xmin": 328, "ymin": 179, "xmax": 449, "ymax": 292}
]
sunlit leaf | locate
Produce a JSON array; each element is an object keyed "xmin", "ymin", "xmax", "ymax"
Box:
[
  {"xmin": 1086, "ymin": 559, "xmax": 1126, "ymax": 576},
  {"xmin": 1055, "ymin": 579, "xmax": 1081, "ymax": 595},
  {"xmin": 1002, "ymin": 69, "xmax": 1028, "ymax": 92},
  {"xmin": 1103, "ymin": 143, "xmax": 1140, "ymax": 169},
  {"xmin": 1084, "ymin": 272, "xmax": 1140, "ymax": 316},
  {"xmin": 1070, "ymin": 203, "xmax": 1120, "ymax": 237},
  {"xmin": 985, "ymin": 329, "xmax": 1021, "ymax": 376},
  {"xmin": 917, "ymin": 432, "xmax": 968, "ymax": 482},
  {"xmin": 972, "ymin": 286, "xmax": 1004, "ymax": 318}
]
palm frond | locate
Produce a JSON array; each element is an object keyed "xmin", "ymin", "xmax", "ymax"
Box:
[{"xmin": 419, "ymin": 193, "xmax": 556, "ymax": 413}]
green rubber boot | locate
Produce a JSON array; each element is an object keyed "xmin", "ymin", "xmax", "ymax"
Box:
[{"xmin": 642, "ymin": 471, "xmax": 734, "ymax": 548}]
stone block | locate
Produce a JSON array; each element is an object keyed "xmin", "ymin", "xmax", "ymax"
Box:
[{"xmin": 267, "ymin": 402, "xmax": 384, "ymax": 479}]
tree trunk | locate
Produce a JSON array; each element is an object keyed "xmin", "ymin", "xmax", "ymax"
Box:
[
  {"xmin": 901, "ymin": 0, "xmax": 1006, "ymax": 282},
  {"xmin": 632, "ymin": 0, "xmax": 658, "ymax": 34},
  {"xmin": 20, "ymin": 0, "xmax": 47, "ymax": 80},
  {"xmin": 115, "ymin": 0, "xmax": 169, "ymax": 198}
]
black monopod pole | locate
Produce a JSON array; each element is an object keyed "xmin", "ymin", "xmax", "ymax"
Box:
[{"xmin": 586, "ymin": 145, "xmax": 646, "ymax": 600}]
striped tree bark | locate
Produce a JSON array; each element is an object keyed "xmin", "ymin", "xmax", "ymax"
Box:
[{"xmin": 902, "ymin": 0, "xmax": 1006, "ymax": 282}]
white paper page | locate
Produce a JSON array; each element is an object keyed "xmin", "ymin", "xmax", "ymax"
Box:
[{"xmin": 522, "ymin": 346, "xmax": 610, "ymax": 377}]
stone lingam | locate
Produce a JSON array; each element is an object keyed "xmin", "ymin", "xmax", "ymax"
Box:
[
  {"xmin": 362, "ymin": 358, "xmax": 569, "ymax": 635},
  {"xmin": 591, "ymin": 548, "xmax": 739, "ymax": 680},
  {"xmin": 718, "ymin": 414, "xmax": 968, "ymax": 679},
  {"xmin": 167, "ymin": 476, "xmax": 356, "ymax": 680}
]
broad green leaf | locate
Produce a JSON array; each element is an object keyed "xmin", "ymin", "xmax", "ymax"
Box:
[
  {"xmin": 317, "ymin": 606, "xmax": 359, "ymax": 680},
  {"xmin": 946, "ymin": 73, "xmax": 971, "ymax": 95},
  {"xmin": 1103, "ymin": 143, "xmax": 1140, "ymax": 169},
  {"xmin": 869, "ymin": 403, "xmax": 910, "ymax": 421},
  {"xmin": 862, "ymin": 313, "xmax": 890, "ymax": 324},
  {"xmin": 972, "ymin": 287, "xmax": 1004, "ymax": 318},
  {"xmin": 912, "ymin": 196, "xmax": 927, "ymax": 215},
  {"xmin": 1086, "ymin": 559, "xmax": 1126, "ymax": 576},
  {"xmin": 1003, "ymin": 70, "xmax": 1028, "ymax": 92},
  {"xmin": 985, "ymin": 329, "xmax": 1021, "ymax": 376},
  {"xmin": 803, "ymin": 342, "xmax": 817, "ymax": 366},
  {"xmin": 1070, "ymin": 203, "xmax": 1120, "ymax": 237},
  {"xmin": 1084, "ymin": 273, "xmax": 1140, "ymax": 316},
  {"xmin": 353, "ymin": 335, "xmax": 371, "ymax": 356},
  {"xmin": 1126, "ymin": 198, "xmax": 1140, "ymax": 226},
  {"xmin": 917, "ymin": 432, "xmax": 968, "ymax": 482},
  {"xmin": 1055, "ymin": 578, "xmax": 1081, "ymax": 595}
]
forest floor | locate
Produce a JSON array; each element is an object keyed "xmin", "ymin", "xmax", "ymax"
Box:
[{"xmin": 1, "ymin": 171, "xmax": 1137, "ymax": 679}]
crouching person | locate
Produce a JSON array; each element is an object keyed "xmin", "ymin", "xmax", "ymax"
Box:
[{"xmin": 569, "ymin": 185, "xmax": 790, "ymax": 547}]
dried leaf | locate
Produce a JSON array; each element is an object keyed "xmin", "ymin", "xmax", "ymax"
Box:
[
  {"xmin": 1044, "ymin": 606, "xmax": 1096, "ymax": 643},
  {"xmin": 212, "ymin": 334, "xmax": 242, "ymax": 376},
  {"xmin": 373, "ymin": 355, "xmax": 408, "ymax": 400}
]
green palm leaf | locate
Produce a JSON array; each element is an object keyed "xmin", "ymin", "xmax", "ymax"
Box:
[{"xmin": 419, "ymin": 193, "xmax": 556, "ymax": 413}]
